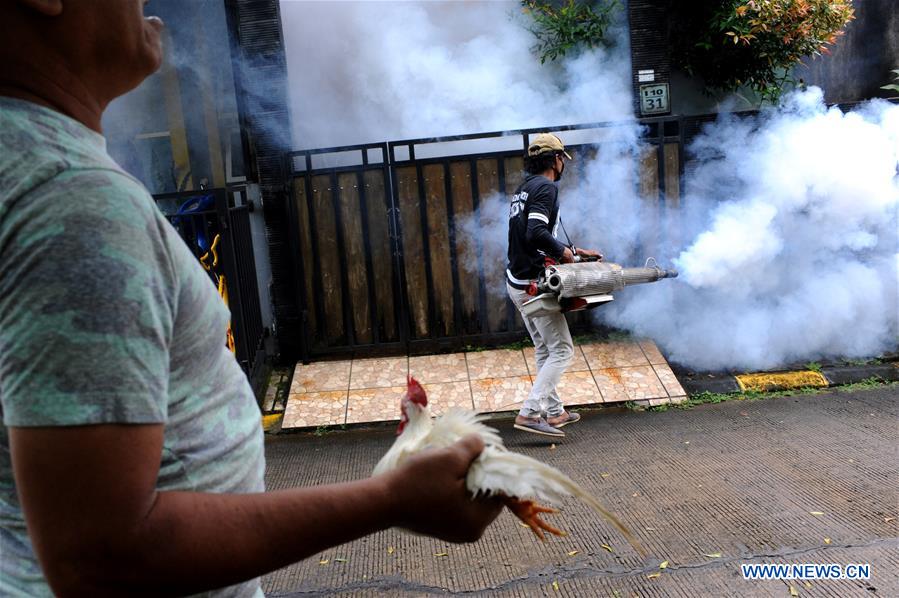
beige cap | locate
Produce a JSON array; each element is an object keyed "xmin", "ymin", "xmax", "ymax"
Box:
[{"xmin": 528, "ymin": 133, "xmax": 572, "ymax": 160}]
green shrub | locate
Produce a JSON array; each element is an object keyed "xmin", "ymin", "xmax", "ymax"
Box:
[
  {"xmin": 882, "ymin": 69, "xmax": 899, "ymax": 94},
  {"xmin": 672, "ymin": 0, "xmax": 854, "ymax": 102},
  {"xmin": 522, "ymin": 0, "xmax": 619, "ymax": 63}
]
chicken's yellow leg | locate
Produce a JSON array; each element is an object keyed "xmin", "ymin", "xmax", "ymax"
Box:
[{"xmin": 503, "ymin": 497, "xmax": 566, "ymax": 541}]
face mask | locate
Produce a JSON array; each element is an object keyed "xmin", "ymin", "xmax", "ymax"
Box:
[{"xmin": 553, "ymin": 158, "xmax": 565, "ymax": 182}]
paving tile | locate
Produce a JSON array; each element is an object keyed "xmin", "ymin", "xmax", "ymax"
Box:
[
  {"xmin": 523, "ymin": 346, "xmax": 589, "ymax": 376},
  {"xmin": 290, "ymin": 360, "xmax": 351, "ymax": 393},
  {"xmin": 639, "ymin": 339, "xmax": 667, "ymax": 365},
  {"xmin": 591, "ymin": 367, "xmax": 630, "ymax": 403},
  {"xmin": 466, "ymin": 349, "xmax": 529, "ymax": 380},
  {"xmin": 471, "ymin": 376, "xmax": 532, "ymax": 413},
  {"xmin": 652, "ymin": 362, "xmax": 687, "ymax": 398},
  {"xmin": 593, "ymin": 365, "xmax": 667, "ymax": 403},
  {"xmin": 556, "ymin": 370, "xmax": 603, "ymax": 406},
  {"xmin": 670, "ymin": 395, "xmax": 688, "ymax": 404},
  {"xmin": 409, "ymin": 353, "xmax": 469, "ymax": 384},
  {"xmin": 349, "ymin": 356, "xmax": 408, "ymax": 389},
  {"xmin": 581, "ymin": 341, "xmax": 651, "ymax": 369},
  {"xmin": 345, "ymin": 386, "xmax": 406, "ymax": 424},
  {"xmin": 282, "ymin": 391, "xmax": 348, "ymax": 429},
  {"xmin": 422, "ymin": 381, "xmax": 474, "ymax": 416}
]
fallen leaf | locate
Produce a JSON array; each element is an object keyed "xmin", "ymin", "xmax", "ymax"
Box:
[
  {"xmin": 520, "ymin": 522, "xmax": 530, "ymax": 528},
  {"xmin": 885, "ymin": 517, "xmax": 895, "ymax": 523},
  {"xmin": 632, "ymin": 492, "xmax": 639, "ymax": 498},
  {"xmin": 387, "ymin": 546, "xmax": 395, "ymax": 555},
  {"xmin": 601, "ymin": 473, "xmax": 610, "ymax": 478},
  {"xmin": 601, "ymin": 544, "xmax": 613, "ymax": 553},
  {"xmin": 567, "ymin": 550, "xmax": 579, "ymax": 556},
  {"xmin": 824, "ymin": 538, "xmax": 831, "ymax": 545},
  {"xmin": 789, "ymin": 585, "xmax": 799, "ymax": 596},
  {"xmin": 684, "ymin": 441, "xmax": 690, "ymax": 445},
  {"xmin": 645, "ymin": 527, "xmax": 657, "ymax": 531},
  {"xmin": 659, "ymin": 560, "xmax": 669, "ymax": 569},
  {"xmin": 335, "ymin": 557, "xmax": 348, "ymax": 563},
  {"xmin": 434, "ymin": 552, "xmax": 448, "ymax": 557},
  {"xmin": 809, "ymin": 511, "xmax": 825, "ymax": 516},
  {"xmin": 804, "ymin": 582, "xmax": 812, "ymax": 589},
  {"xmin": 702, "ymin": 552, "xmax": 722, "ymax": 558},
  {"xmin": 549, "ymin": 444, "xmax": 556, "ymax": 450},
  {"xmin": 646, "ymin": 573, "xmax": 661, "ymax": 579},
  {"xmin": 318, "ymin": 559, "xmax": 329, "ymax": 565},
  {"xmin": 552, "ymin": 580, "xmax": 560, "ymax": 591},
  {"xmin": 740, "ymin": 411, "xmax": 749, "ymax": 417},
  {"xmin": 849, "ymin": 459, "xmax": 855, "ymax": 463}
]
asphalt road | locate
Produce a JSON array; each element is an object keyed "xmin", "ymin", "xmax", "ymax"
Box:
[{"xmin": 261, "ymin": 385, "xmax": 898, "ymax": 597}]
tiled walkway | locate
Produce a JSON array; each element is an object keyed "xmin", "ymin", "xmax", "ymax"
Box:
[{"xmin": 282, "ymin": 339, "xmax": 686, "ymax": 430}]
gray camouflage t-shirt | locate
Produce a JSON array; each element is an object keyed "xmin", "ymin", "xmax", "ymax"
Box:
[{"xmin": 0, "ymin": 97, "xmax": 265, "ymax": 597}]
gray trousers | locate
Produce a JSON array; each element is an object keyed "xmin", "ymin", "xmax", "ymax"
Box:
[{"xmin": 507, "ymin": 282, "xmax": 574, "ymax": 418}]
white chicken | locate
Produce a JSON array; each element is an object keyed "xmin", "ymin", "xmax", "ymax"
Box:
[{"xmin": 373, "ymin": 377, "xmax": 645, "ymax": 554}]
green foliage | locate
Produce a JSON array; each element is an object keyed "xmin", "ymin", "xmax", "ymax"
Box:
[
  {"xmin": 805, "ymin": 361, "xmax": 822, "ymax": 373},
  {"xmin": 882, "ymin": 69, "xmax": 899, "ymax": 94},
  {"xmin": 671, "ymin": 0, "xmax": 854, "ymax": 103},
  {"xmin": 835, "ymin": 377, "xmax": 894, "ymax": 392},
  {"xmin": 841, "ymin": 356, "xmax": 883, "ymax": 366},
  {"xmin": 464, "ymin": 338, "xmax": 534, "ymax": 352},
  {"xmin": 522, "ymin": 0, "xmax": 619, "ymax": 64}
]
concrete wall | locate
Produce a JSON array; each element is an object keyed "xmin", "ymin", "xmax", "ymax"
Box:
[{"xmin": 798, "ymin": 0, "xmax": 899, "ymax": 103}]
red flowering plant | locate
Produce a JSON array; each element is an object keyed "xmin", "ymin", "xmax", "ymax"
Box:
[{"xmin": 673, "ymin": 0, "xmax": 855, "ymax": 103}]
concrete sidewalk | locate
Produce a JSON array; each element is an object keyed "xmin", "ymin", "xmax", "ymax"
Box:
[
  {"xmin": 280, "ymin": 339, "xmax": 686, "ymax": 431},
  {"xmin": 262, "ymin": 385, "xmax": 899, "ymax": 597}
]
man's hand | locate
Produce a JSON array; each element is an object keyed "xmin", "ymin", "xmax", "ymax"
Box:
[
  {"xmin": 560, "ymin": 246, "xmax": 575, "ymax": 263},
  {"xmin": 384, "ymin": 435, "xmax": 503, "ymax": 543},
  {"xmin": 576, "ymin": 248, "xmax": 603, "ymax": 261}
]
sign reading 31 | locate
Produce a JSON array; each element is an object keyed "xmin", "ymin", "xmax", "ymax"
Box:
[{"xmin": 640, "ymin": 83, "xmax": 670, "ymax": 115}]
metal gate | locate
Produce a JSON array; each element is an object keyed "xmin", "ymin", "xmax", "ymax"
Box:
[
  {"xmin": 286, "ymin": 118, "xmax": 685, "ymax": 362},
  {"xmin": 153, "ymin": 185, "xmax": 268, "ymax": 392}
]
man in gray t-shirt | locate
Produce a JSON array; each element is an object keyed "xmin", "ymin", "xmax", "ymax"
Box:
[{"xmin": 0, "ymin": 1, "xmax": 500, "ymax": 596}]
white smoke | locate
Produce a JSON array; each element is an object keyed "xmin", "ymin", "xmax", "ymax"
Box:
[
  {"xmin": 601, "ymin": 89, "xmax": 899, "ymax": 371},
  {"xmin": 279, "ymin": 0, "xmax": 634, "ymax": 147},
  {"xmin": 278, "ymin": 1, "xmax": 898, "ymax": 371}
]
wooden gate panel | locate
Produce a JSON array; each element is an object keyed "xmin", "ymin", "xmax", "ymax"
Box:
[
  {"xmin": 337, "ymin": 171, "xmax": 372, "ymax": 344},
  {"xmin": 311, "ymin": 174, "xmax": 345, "ymax": 345},
  {"xmin": 292, "ymin": 181, "xmax": 318, "ymax": 342},
  {"xmin": 449, "ymin": 161, "xmax": 480, "ymax": 334},
  {"xmin": 396, "ymin": 166, "xmax": 429, "ymax": 339},
  {"xmin": 475, "ymin": 158, "xmax": 508, "ymax": 334},
  {"xmin": 363, "ymin": 169, "xmax": 398, "ymax": 343},
  {"xmin": 422, "ymin": 164, "xmax": 454, "ymax": 337}
]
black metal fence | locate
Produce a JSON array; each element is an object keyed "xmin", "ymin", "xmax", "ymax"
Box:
[
  {"xmin": 153, "ymin": 186, "xmax": 268, "ymax": 393},
  {"xmin": 286, "ymin": 117, "xmax": 686, "ymax": 363}
]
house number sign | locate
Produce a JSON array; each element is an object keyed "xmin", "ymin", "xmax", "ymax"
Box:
[{"xmin": 640, "ymin": 83, "xmax": 670, "ymax": 115}]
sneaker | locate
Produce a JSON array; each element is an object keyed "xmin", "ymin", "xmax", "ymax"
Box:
[
  {"xmin": 514, "ymin": 416, "xmax": 565, "ymax": 437},
  {"xmin": 548, "ymin": 411, "xmax": 581, "ymax": 428}
]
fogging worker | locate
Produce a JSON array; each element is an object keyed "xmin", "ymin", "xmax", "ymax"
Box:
[
  {"xmin": 0, "ymin": 1, "xmax": 501, "ymax": 596},
  {"xmin": 506, "ymin": 133, "xmax": 602, "ymax": 438}
]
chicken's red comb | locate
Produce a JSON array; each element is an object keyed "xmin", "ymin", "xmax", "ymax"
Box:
[{"xmin": 406, "ymin": 375, "xmax": 428, "ymax": 407}]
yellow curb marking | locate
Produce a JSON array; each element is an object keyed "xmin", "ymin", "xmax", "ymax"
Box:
[
  {"xmin": 736, "ymin": 371, "xmax": 828, "ymax": 392},
  {"xmin": 261, "ymin": 413, "xmax": 283, "ymax": 431}
]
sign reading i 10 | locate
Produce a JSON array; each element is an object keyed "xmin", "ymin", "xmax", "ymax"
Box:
[{"xmin": 640, "ymin": 83, "xmax": 670, "ymax": 115}]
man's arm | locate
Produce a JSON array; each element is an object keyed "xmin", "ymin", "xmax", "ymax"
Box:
[
  {"xmin": 524, "ymin": 187, "xmax": 569, "ymax": 261},
  {"xmin": 10, "ymin": 425, "xmax": 500, "ymax": 597}
]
